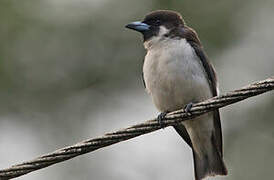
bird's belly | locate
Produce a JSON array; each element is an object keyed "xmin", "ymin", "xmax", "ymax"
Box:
[
  {"xmin": 144, "ymin": 48, "xmax": 212, "ymax": 112},
  {"xmin": 149, "ymin": 71, "xmax": 210, "ymax": 112}
]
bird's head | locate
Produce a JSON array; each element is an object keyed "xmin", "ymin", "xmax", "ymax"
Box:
[{"xmin": 126, "ymin": 10, "xmax": 185, "ymax": 46}]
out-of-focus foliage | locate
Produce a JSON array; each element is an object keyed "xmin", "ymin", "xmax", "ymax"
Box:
[{"xmin": 0, "ymin": 0, "xmax": 273, "ymax": 180}]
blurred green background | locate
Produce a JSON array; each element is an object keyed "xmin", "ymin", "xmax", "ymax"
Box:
[{"xmin": 0, "ymin": 0, "xmax": 273, "ymax": 180}]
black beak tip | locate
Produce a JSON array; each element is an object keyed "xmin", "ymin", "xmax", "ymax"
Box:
[{"xmin": 125, "ymin": 24, "xmax": 132, "ymax": 29}]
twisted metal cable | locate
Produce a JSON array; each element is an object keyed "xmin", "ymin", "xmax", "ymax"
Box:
[{"xmin": 0, "ymin": 77, "xmax": 273, "ymax": 180}]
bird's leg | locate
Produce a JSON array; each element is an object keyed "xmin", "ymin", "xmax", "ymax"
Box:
[
  {"xmin": 184, "ymin": 102, "xmax": 193, "ymax": 115},
  {"xmin": 157, "ymin": 111, "xmax": 168, "ymax": 128}
]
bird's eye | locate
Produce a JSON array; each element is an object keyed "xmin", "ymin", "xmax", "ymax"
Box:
[{"xmin": 155, "ymin": 20, "xmax": 161, "ymax": 26}]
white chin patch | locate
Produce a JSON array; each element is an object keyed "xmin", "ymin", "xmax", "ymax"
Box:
[
  {"xmin": 158, "ymin": 25, "xmax": 170, "ymax": 36},
  {"xmin": 144, "ymin": 26, "xmax": 170, "ymax": 49}
]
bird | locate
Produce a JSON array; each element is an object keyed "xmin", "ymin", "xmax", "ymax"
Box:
[{"xmin": 125, "ymin": 10, "xmax": 228, "ymax": 180}]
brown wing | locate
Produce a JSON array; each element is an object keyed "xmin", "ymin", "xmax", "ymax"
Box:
[{"xmin": 183, "ymin": 26, "xmax": 224, "ymax": 156}]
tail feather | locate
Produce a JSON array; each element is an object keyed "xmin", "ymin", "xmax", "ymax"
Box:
[
  {"xmin": 193, "ymin": 144, "xmax": 227, "ymax": 180},
  {"xmin": 174, "ymin": 111, "xmax": 227, "ymax": 180}
]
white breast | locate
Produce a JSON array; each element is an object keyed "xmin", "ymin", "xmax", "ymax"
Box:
[{"xmin": 143, "ymin": 38, "xmax": 212, "ymax": 112}]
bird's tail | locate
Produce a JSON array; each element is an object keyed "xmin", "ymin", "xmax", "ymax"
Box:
[
  {"xmin": 193, "ymin": 141, "xmax": 227, "ymax": 180},
  {"xmin": 174, "ymin": 112, "xmax": 228, "ymax": 180}
]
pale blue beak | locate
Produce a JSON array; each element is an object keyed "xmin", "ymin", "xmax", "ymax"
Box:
[{"xmin": 125, "ymin": 21, "xmax": 150, "ymax": 32}]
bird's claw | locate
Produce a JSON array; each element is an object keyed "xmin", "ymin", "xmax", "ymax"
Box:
[
  {"xmin": 157, "ymin": 112, "xmax": 168, "ymax": 128},
  {"xmin": 184, "ymin": 102, "xmax": 193, "ymax": 115}
]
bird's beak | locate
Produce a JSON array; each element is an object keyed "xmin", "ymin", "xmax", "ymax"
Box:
[{"xmin": 125, "ymin": 21, "xmax": 150, "ymax": 32}]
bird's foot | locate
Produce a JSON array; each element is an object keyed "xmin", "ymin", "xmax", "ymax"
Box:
[
  {"xmin": 184, "ymin": 102, "xmax": 193, "ymax": 115},
  {"xmin": 157, "ymin": 112, "xmax": 168, "ymax": 128}
]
